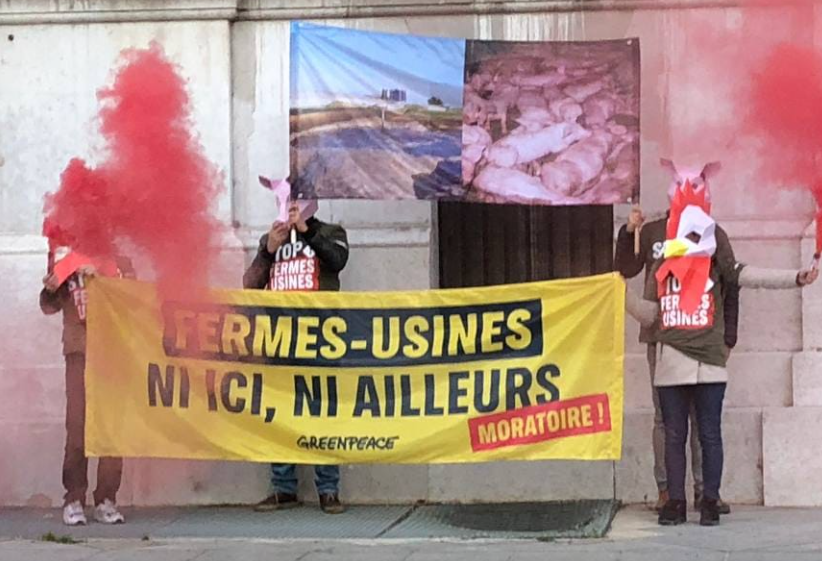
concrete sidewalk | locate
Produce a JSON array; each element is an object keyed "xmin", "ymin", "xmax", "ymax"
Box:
[{"xmin": 2, "ymin": 505, "xmax": 822, "ymax": 560}]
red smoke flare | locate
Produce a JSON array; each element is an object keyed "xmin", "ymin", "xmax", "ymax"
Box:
[
  {"xmin": 815, "ymin": 184, "xmax": 822, "ymax": 256},
  {"xmin": 744, "ymin": 40, "xmax": 822, "ymax": 255},
  {"xmin": 43, "ymin": 42, "xmax": 223, "ymax": 298}
]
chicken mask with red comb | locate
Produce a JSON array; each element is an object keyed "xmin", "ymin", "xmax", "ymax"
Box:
[{"xmin": 655, "ymin": 159, "xmax": 722, "ymax": 315}]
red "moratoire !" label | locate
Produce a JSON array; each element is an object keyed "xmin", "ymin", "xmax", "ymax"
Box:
[{"xmin": 468, "ymin": 394, "xmax": 611, "ymax": 452}]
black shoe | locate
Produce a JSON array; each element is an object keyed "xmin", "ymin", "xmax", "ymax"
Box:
[
  {"xmin": 700, "ymin": 499, "xmax": 720, "ymax": 526},
  {"xmin": 254, "ymin": 492, "xmax": 300, "ymax": 512},
  {"xmin": 319, "ymin": 493, "xmax": 345, "ymax": 514},
  {"xmin": 658, "ymin": 499, "xmax": 687, "ymax": 526}
]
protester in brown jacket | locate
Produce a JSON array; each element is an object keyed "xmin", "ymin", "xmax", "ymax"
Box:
[{"xmin": 40, "ymin": 256, "xmax": 134, "ymax": 526}]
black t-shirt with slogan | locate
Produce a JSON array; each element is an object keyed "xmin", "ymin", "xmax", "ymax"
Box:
[
  {"xmin": 268, "ymin": 237, "xmax": 320, "ymax": 292},
  {"xmin": 243, "ymin": 218, "xmax": 349, "ymax": 293},
  {"xmin": 644, "ymin": 252, "xmax": 743, "ymax": 368}
]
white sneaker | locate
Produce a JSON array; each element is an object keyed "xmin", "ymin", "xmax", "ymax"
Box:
[
  {"xmin": 62, "ymin": 501, "xmax": 87, "ymax": 526},
  {"xmin": 93, "ymin": 499, "xmax": 125, "ymax": 524}
]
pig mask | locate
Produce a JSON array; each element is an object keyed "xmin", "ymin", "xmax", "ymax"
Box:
[
  {"xmin": 661, "ymin": 158, "xmax": 721, "ymax": 203},
  {"xmin": 654, "ymin": 158, "xmax": 722, "ymax": 315}
]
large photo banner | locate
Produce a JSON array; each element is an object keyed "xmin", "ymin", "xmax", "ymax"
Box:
[
  {"xmin": 85, "ymin": 275, "xmax": 625, "ymax": 464},
  {"xmin": 289, "ymin": 22, "xmax": 640, "ymax": 206}
]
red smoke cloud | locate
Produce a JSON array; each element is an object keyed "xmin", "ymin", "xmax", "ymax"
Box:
[
  {"xmin": 743, "ymin": 40, "xmax": 822, "ymax": 254},
  {"xmin": 660, "ymin": 4, "xmax": 820, "ymax": 250},
  {"xmin": 692, "ymin": 2, "xmax": 822, "ymax": 253},
  {"xmin": 43, "ymin": 42, "xmax": 224, "ymax": 296}
]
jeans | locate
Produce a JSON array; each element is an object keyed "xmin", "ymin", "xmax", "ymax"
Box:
[
  {"xmin": 647, "ymin": 345, "xmax": 703, "ymax": 495},
  {"xmin": 270, "ymin": 463, "xmax": 340, "ymax": 495},
  {"xmin": 63, "ymin": 353, "xmax": 123, "ymax": 506},
  {"xmin": 657, "ymin": 383, "xmax": 726, "ymax": 503}
]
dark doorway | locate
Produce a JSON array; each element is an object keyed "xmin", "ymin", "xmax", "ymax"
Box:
[{"xmin": 438, "ymin": 202, "xmax": 614, "ymax": 288}]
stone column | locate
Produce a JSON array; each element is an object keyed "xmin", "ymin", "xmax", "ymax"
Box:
[{"xmin": 763, "ymin": 220, "xmax": 822, "ymax": 506}]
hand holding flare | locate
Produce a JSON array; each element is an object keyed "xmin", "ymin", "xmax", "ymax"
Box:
[
  {"xmin": 42, "ymin": 216, "xmax": 118, "ymax": 289},
  {"xmin": 628, "ymin": 205, "xmax": 644, "ymax": 256},
  {"xmin": 812, "ymin": 185, "xmax": 822, "ymax": 270}
]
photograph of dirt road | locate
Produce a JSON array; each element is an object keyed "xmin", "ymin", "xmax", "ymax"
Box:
[
  {"xmin": 462, "ymin": 39, "xmax": 640, "ymax": 205},
  {"xmin": 289, "ymin": 22, "xmax": 466, "ymax": 200}
]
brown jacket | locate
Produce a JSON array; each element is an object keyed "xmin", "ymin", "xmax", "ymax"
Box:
[{"xmin": 40, "ymin": 257, "xmax": 135, "ymax": 356}]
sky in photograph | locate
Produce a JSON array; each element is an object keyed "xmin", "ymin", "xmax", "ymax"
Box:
[{"xmin": 290, "ymin": 22, "xmax": 466, "ymax": 109}]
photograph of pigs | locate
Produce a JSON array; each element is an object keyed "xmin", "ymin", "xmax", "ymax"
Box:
[
  {"xmin": 462, "ymin": 39, "xmax": 640, "ymax": 205},
  {"xmin": 289, "ymin": 22, "xmax": 466, "ymax": 200}
]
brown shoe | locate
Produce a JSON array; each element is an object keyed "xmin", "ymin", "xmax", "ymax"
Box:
[
  {"xmin": 319, "ymin": 493, "xmax": 345, "ymax": 514},
  {"xmin": 254, "ymin": 492, "xmax": 300, "ymax": 512},
  {"xmin": 694, "ymin": 493, "xmax": 730, "ymax": 515},
  {"xmin": 717, "ymin": 499, "xmax": 731, "ymax": 515},
  {"xmin": 654, "ymin": 490, "xmax": 669, "ymax": 513}
]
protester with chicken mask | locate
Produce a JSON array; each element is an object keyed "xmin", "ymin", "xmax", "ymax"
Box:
[
  {"xmin": 624, "ymin": 161, "xmax": 818, "ymax": 527},
  {"xmin": 615, "ymin": 159, "xmax": 737, "ymax": 515}
]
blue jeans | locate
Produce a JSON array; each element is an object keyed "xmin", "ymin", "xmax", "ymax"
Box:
[
  {"xmin": 270, "ymin": 463, "xmax": 340, "ymax": 495},
  {"xmin": 657, "ymin": 383, "xmax": 726, "ymax": 502}
]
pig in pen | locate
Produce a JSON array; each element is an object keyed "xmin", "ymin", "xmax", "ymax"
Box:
[{"xmin": 461, "ymin": 39, "xmax": 640, "ymax": 205}]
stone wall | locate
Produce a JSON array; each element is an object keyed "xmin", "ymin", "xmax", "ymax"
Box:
[{"xmin": 1, "ymin": 0, "xmax": 821, "ymax": 507}]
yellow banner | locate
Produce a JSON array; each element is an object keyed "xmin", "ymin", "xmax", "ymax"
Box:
[{"xmin": 85, "ymin": 274, "xmax": 625, "ymax": 463}]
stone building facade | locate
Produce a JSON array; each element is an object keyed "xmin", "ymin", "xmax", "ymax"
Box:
[{"xmin": 1, "ymin": 0, "xmax": 821, "ymax": 507}]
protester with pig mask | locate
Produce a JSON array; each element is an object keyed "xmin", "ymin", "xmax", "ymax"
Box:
[
  {"xmin": 615, "ymin": 159, "xmax": 737, "ymax": 515},
  {"xmin": 244, "ymin": 194, "xmax": 349, "ymax": 514},
  {"xmin": 624, "ymin": 163, "xmax": 818, "ymax": 527}
]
